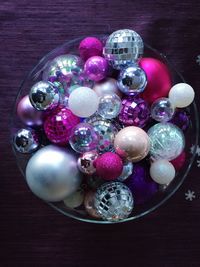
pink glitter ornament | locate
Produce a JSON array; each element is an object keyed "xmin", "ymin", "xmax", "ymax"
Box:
[
  {"xmin": 94, "ymin": 152, "xmax": 123, "ymax": 180},
  {"xmin": 119, "ymin": 97, "xmax": 150, "ymax": 128},
  {"xmin": 79, "ymin": 37, "xmax": 103, "ymax": 61},
  {"xmin": 84, "ymin": 56, "xmax": 109, "ymax": 82},
  {"xmin": 44, "ymin": 106, "xmax": 80, "ymax": 145}
]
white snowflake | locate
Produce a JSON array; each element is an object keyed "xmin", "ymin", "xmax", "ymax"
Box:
[
  {"xmin": 190, "ymin": 144, "xmax": 200, "ymax": 157},
  {"xmin": 185, "ymin": 190, "xmax": 196, "ymax": 201},
  {"xmin": 196, "ymin": 55, "xmax": 200, "ymax": 65},
  {"xmin": 197, "ymin": 160, "xmax": 200, "ymax": 168}
]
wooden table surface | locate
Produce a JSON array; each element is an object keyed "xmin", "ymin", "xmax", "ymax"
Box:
[{"xmin": 1, "ymin": 0, "xmax": 200, "ymax": 266}]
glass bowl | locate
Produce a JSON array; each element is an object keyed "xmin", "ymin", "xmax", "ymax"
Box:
[{"xmin": 11, "ymin": 36, "xmax": 199, "ymax": 224}]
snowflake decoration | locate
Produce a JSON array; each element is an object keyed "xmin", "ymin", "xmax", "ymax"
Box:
[
  {"xmin": 185, "ymin": 190, "xmax": 196, "ymax": 201},
  {"xmin": 196, "ymin": 55, "xmax": 200, "ymax": 65},
  {"xmin": 197, "ymin": 160, "xmax": 200, "ymax": 168},
  {"xmin": 190, "ymin": 144, "xmax": 200, "ymax": 156}
]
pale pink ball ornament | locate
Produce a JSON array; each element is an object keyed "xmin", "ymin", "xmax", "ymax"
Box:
[{"xmin": 93, "ymin": 78, "xmax": 123, "ymax": 98}]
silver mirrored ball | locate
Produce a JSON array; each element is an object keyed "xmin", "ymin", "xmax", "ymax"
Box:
[{"xmin": 151, "ymin": 97, "xmax": 175, "ymax": 122}]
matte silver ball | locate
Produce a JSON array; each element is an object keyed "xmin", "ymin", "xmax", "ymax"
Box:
[
  {"xmin": 13, "ymin": 128, "xmax": 39, "ymax": 154},
  {"xmin": 26, "ymin": 145, "xmax": 82, "ymax": 202},
  {"xmin": 103, "ymin": 29, "xmax": 144, "ymax": 70},
  {"xmin": 29, "ymin": 81, "xmax": 60, "ymax": 111},
  {"xmin": 117, "ymin": 65, "xmax": 147, "ymax": 95}
]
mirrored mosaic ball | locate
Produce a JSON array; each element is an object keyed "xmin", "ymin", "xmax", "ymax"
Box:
[
  {"xmin": 98, "ymin": 93, "xmax": 121, "ymax": 119},
  {"xmin": 151, "ymin": 97, "xmax": 175, "ymax": 122},
  {"xmin": 69, "ymin": 123, "xmax": 99, "ymax": 153},
  {"xmin": 103, "ymin": 29, "xmax": 144, "ymax": 70},
  {"xmin": 148, "ymin": 123, "xmax": 185, "ymax": 160},
  {"xmin": 117, "ymin": 65, "xmax": 147, "ymax": 95},
  {"xmin": 94, "ymin": 182, "xmax": 134, "ymax": 222}
]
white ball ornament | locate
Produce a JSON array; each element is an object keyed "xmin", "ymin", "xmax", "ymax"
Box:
[
  {"xmin": 169, "ymin": 83, "xmax": 195, "ymax": 108},
  {"xmin": 68, "ymin": 87, "xmax": 99, "ymax": 117},
  {"xmin": 150, "ymin": 159, "xmax": 176, "ymax": 185}
]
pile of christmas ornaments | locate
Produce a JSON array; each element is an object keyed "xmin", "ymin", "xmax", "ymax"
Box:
[{"xmin": 13, "ymin": 29, "xmax": 195, "ymax": 222}]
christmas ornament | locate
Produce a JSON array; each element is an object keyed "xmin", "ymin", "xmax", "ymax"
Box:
[
  {"xmin": 168, "ymin": 83, "xmax": 195, "ymax": 108},
  {"xmin": 148, "ymin": 123, "xmax": 185, "ymax": 161},
  {"xmin": 84, "ymin": 56, "xmax": 108, "ymax": 82},
  {"xmin": 169, "ymin": 110, "xmax": 190, "ymax": 131},
  {"xmin": 13, "ymin": 128, "xmax": 39, "ymax": 154},
  {"xmin": 25, "ymin": 145, "xmax": 82, "ymax": 202},
  {"xmin": 29, "ymin": 81, "xmax": 60, "ymax": 111},
  {"xmin": 86, "ymin": 115, "xmax": 118, "ymax": 153},
  {"xmin": 125, "ymin": 162, "xmax": 158, "ymax": 204},
  {"xmin": 118, "ymin": 162, "xmax": 134, "ymax": 182},
  {"xmin": 94, "ymin": 152, "xmax": 123, "ymax": 180},
  {"xmin": 44, "ymin": 107, "xmax": 80, "ymax": 145},
  {"xmin": 139, "ymin": 58, "xmax": 172, "ymax": 104},
  {"xmin": 87, "ymin": 174, "xmax": 105, "ymax": 189},
  {"xmin": 77, "ymin": 150, "xmax": 98, "ymax": 175},
  {"xmin": 69, "ymin": 123, "xmax": 99, "ymax": 153},
  {"xmin": 170, "ymin": 151, "xmax": 186, "ymax": 171},
  {"xmin": 119, "ymin": 97, "xmax": 150, "ymax": 127},
  {"xmin": 79, "ymin": 37, "xmax": 103, "ymax": 61},
  {"xmin": 117, "ymin": 65, "xmax": 147, "ymax": 95},
  {"xmin": 63, "ymin": 189, "xmax": 84, "ymax": 208},
  {"xmin": 151, "ymin": 97, "xmax": 175, "ymax": 122},
  {"xmin": 17, "ymin": 95, "xmax": 44, "ymax": 127},
  {"xmin": 84, "ymin": 191, "xmax": 101, "ymax": 218},
  {"xmin": 93, "ymin": 78, "xmax": 122, "ymax": 98},
  {"xmin": 68, "ymin": 87, "xmax": 99, "ymax": 117},
  {"xmin": 94, "ymin": 182, "xmax": 134, "ymax": 222},
  {"xmin": 150, "ymin": 159, "xmax": 176, "ymax": 185},
  {"xmin": 103, "ymin": 29, "xmax": 144, "ymax": 70},
  {"xmin": 114, "ymin": 126, "xmax": 150, "ymax": 162},
  {"xmin": 98, "ymin": 93, "xmax": 121, "ymax": 119}
]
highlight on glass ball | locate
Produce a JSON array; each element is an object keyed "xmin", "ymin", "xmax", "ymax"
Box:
[{"xmin": 12, "ymin": 28, "xmax": 196, "ymax": 223}]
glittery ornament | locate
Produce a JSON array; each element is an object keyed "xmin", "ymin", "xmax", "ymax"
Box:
[
  {"xmin": 94, "ymin": 182, "xmax": 134, "ymax": 222},
  {"xmin": 169, "ymin": 109, "xmax": 190, "ymax": 131},
  {"xmin": 118, "ymin": 162, "xmax": 133, "ymax": 182},
  {"xmin": 169, "ymin": 83, "xmax": 195, "ymax": 108},
  {"xmin": 93, "ymin": 78, "xmax": 122, "ymax": 98},
  {"xmin": 44, "ymin": 107, "xmax": 80, "ymax": 145},
  {"xmin": 103, "ymin": 29, "xmax": 144, "ymax": 70},
  {"xmin": 151, "ymin": 97, "xmax": 175, "ymax": 122},
  {"xmin": 13, "ymin": 128, "xmax": 39, "ymax": 154},
  {"xmin": 125, "ymin": 162, "xmax": 158, "ymax": 205},
  {"xmin": 119, "ymin": 97, "xmax": 150, "ymax": 128},
  {"xmin": 77, "ymin": 151, "xmax": 98, "ymax": 175},
  {"xmin": 69, "ymin": 123, "xmax": 99, "ymax": 153},
  {"xmin": 17, "ymin": 95, "xmax": 44, "ymax": 127},
  {"xmin": 148, "ymin": 123, "xmax": 185, "ymax": 161},
  {"xmin": 29, "ymin": 81, "xmax": 60, "ymax": 111},
  {"xmin": 63, "ymin": 189, "xmax": 84, "ymax": 208},
  {"xmin": 79, "ymin": 37, "xmax": 103, "ymax": 61},
  {"xmin": 117, "ymin": 65, "xmax": 147, "ymax": 95},
  {"xmin": 84, "ymin": 191, "xmax": 101, "ymax": 219},
  {"xmin": 84, "ymin": 56, "xmax": 109, "ymax": 82},
  {"xmin": 98, "ymin": 93, "xmax": 121, "ymax": 119},
  {"xmin": 114, "ymin": 126, "xmax": 150, "ymax": 162},
  {"xmin": 25, "ymin": 145, "xmax": 82, "ymax": 202},
  {"xmin": 86, "ymin": 115, "xmax": 118, "ymax": 153},
  {"xmin": 94, "ymin": 152, "xmax": 123, "ymax": 181}
]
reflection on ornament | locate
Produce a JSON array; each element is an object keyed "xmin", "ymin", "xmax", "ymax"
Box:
[
  {"xmin": 98, "ymin": 93, "xmax": 121, "ymax": 119},
  {"xmin": 151, "ymin": 97, "xmax": 175, "ymax": 122}
]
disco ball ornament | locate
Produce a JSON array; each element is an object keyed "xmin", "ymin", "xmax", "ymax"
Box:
[
  {"xmin": 117, "ymin": 65, "xmax": 147, "ymax": 95},
  {"xmin": 103, "ymin": 29, "xmax": 144, "ymax": 70},
  {"xmin": 148, "ymin": 123, "xmax": 185, "ymax": 161},
  {"xmin": 93, "ymin": 78, "xmax": 122, "ymax": 98},
  {"xmin": 119, "ymin": 97, "xmax": 150, "ymax": 128},
  {"xmin": 169, "ymin": 109, "xmax": 190, "ymax": 132},
  {"xmin": 151, "ymin": 97, "xmax": 175, "ymax": 122},
  {"xmin": 77, "ymin": 150, "xmax": 98, "ymax": 175},
  {"xmin": 98, "ymin": 93, "xmax": 121, "ymax": 119},
  {"xmin": 94, "ymin": 182, "xmax": 134, "ymax": 222},
  {"xmin": 86, "ymin": 115, "xmax": 118, "ymax": 153},
  {"xmin": 29, "ymin": 81, "xmax": 60, "ymax": 111},
  {"xmin": 118, "ymin": 162, "xmax": 134, "ymax": 182},
  {"xmin": 13, "ymin": 128, "xmax": 39, "ymax": 154},
  {"xmin": 84, "ymin": 56, "xmax": 109, "ymax": 82},
  {"xmin": 79, "ymin": 37, "xmax": 103, "ymax": 61},
  {"xmin": 44, "ymin": 107, "xmax": 80, "ymax": 145},
  {"xmin": 25, "ymin": 145, "xmax": 82, "ymax": 202},
  {"xmin": 69, "ymin": 123, "xmax": 99, "ymax": 153}
]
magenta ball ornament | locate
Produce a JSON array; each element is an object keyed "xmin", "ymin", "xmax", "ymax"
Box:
[
  {"xmin": 79, "ymin": 37, "xmax": 103, "ymax": 61},
  {"xmin": 44, "ymin": 106, "xmax": 80, "ymax": 145},
  {"xmin": 84, "ymin": 56, "xmax": 109, "ymax": 82}
]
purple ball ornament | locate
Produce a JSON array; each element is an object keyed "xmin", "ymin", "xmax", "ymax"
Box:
[
  {"xmin": 119, "ymin": 97, "xmax": 150, "ymax": 128},
  {"xmin": 79, "ymin": 37, "xmax": 103, "ymax": 61},
  {"xmin": 125, "ymin": 162, "xmax": 158, "ymax": 205},
  {"xmin": 84, "ymin": 56, "xmax": 109, "ymax": 82},
  {"xmin": 169, "ymin": 109, "xmax": 190, "ymax": 131}
]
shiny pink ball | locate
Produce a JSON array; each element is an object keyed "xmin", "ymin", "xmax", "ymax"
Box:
[
  {"xmin": 94, "ymin": 152, "xmax": 123, "ymax": 180},
  {"xmin": 44, "ymin": 106, "xmax": 80, "ymax": 145},
  {"xmin": 84, "ymin": 56, "xmax": 109, "ymax": 82},
  {"xmin": 139, "ymin": 58, "xmax": 172, "ymax": 104},
  {"xmin": 79, "ymin": 37, "xmax": 103, "ymax": 61},
  {"xmin": 17, "ymin": 95, "xmax": 44, "ymax": 127}
]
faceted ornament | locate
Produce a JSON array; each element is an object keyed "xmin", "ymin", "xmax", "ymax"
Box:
[
  {"xmin": 98, "ymin": 93, "xmax": 121, "ymax": 119},
  {"xmin": 151, "ymin": 97, "xmax": 175, "ymax": 122}
]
